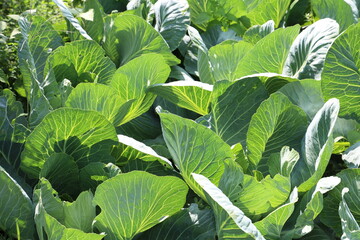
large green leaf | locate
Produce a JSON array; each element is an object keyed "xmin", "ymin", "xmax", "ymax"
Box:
[
  {"xmin": 254, "ymin": 188, "xmax": 298, "ymax": 240},
  {"xmin": 292, "ymin": 99, "xmax": 340, "ymax": 193},
  {"xmin": 159, "ymin": 111, "xmax": 233, "ymax": 201},
  {"xmin": 21, "ymin": 108, "xmax": 118, "ymax": 178},
  {"xmin": 192, "ymin": 173, "xmax": 265, "ymax": 240},
  {"xmin": 0, "ymin": 166, "xmax": 34, "ymax": 239},
  {"xmin": 311, "ymin": 0, "xmax": 357, "ymax": 31},
  {"xmin": 321, "ymin": 22, "xmax": 360, "ymax": 122},
  {"xmin": 18, "ymin": 16, "xmax": 63, "ymax": 126},
  {"xmin": 110, "ymin": 53, "xmax": 170, "ymax": 124},
  {"xmin": 65, "ymin": 83, "xmax": 133, "ymax": 126},
  {"xmin": 154, "ymin": 0, "xmax": 190, "ymax": 51},
  {"xmin": 197, "ymin": 77, "xmax": 268, "ymax": 146},
  {"xmin": 18, "ymin": 15, "xmax": 63, "ymax": 96},
  {"xmin": 141, "ymin": 203, "xmax": 216, "ymax": 240},
  {"xmin": 103, "ymin": 14, "xmax": 179, "ymax": 66},
  {"xmin": 339, "ymin": 188, "xmax": 360, "ymax": 239},
  {"xmin": 234, "ymin": 25, "xmax": 300, "ymax": 78},
  {"xmin": 282, "ymin": 18, "xmax": 339, "ymax": 80},
  {"xmin": 147, "ymin": 80, "xmax": 213, "ymax": 115},
  {"xmin": 320, "ymin": 169, "xmax": 360, "ymax": 235},
  {"xmin": 47, "ymin": 40, "xmax": 116, "ymax": 86},
  {"xmin": 93, "ymin": 171, "xmax": 188, "ymax": 240},
  {"xmin": 242, "ymin": 0, "xmax": 292, "ymax": 27},
  {"xmin": 246, "ymin": 93, "xmax": 307, "ymax": 172},
  {"xmin": 236, "ymin": 174, "xmax": 291, "ymax": 219},
  {"xmin": 207, "ymin": 40, "xmax": 253, "ymax": 82}
]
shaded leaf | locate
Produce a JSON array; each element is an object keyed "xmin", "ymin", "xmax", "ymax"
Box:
[
  {"xmin": 339, "ymin": 188, "xmax": 360, "ymax": 239},
  {"xmin": 192, "ymin": 173, "xmax": 265, "ymax": 240},
  {"xmin": 53, "ymin": 0, "xmax": 92, "ymax": 40},
  {"xmin": 141, "ymin": 203, "xmax": 216, "ymax": 240},
  {"xmin": 154, "ymin": 0, "xmax": 190, "ymax": 51},
  {"xmin": 39, "ymin": 153, "xmax": 79, "ymax": 197},
  {"xmin": 0, "ymin": 166, "xmax": 34, "ymax": 239},
  {"xmin": 197, "ymin": 77, "xmax": 268, "ymax": 146},
  {"xmin": 293, "ymin": 99, "xmax": 340, "ymax": 192},
  {"xmin": 21, "ymin": 108, "xmax": 117, "ymax": 178}
]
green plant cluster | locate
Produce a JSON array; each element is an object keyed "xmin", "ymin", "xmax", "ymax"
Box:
[{"xmin": 0, "ymin": 0, "xmax": 360, "ymax": 239}]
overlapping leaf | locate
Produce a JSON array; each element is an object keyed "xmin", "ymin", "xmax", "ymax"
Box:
[
  {"xmin": 321, "ymin": 22, "xmax": 360, "ymax": 122},
  {"xmin": 292, "ymin": 99, "xmax": 340, "ymax": 192},
  {"xmin": 148, "ymin": 80, "xmax": 213, "ymax": 115},
  {"xmin": 207, "ymin": 40, "xmax": 253, "ymax": 82},
  {"xmin": 282, "ymin": 18, "xmax": 339, "ymax": 80},
  {"xmin": 235, "ymin": 25, "xmax": 300, "ymax": 78},
  {"xmin": 197, "ymin": 77, "xmax": 268, "ymax": 146},
  {"xmin": 93, "ymin": 171, "xmax": 188, "ymax": 240},
  {"xmin": 246, "ymin": 93, "xmax": 307, "ymax": 173},
  {"xmin": 47, "ymin": 40, "xmax": 116, "ymax": 86},
  {"xmin": 141, "ymin": 203, "xmax": 216, "ymax": 240},
  {"xmin": 154, "ymin": 0, "xmax": 190, "ymax": 51},
  {"xmin": 320, "ymin": 169, "xmax": 360, "ymax": 235},
  {"xmin": 0, "ymin": 166, "xmax": 34, "ymax": 239},
  {"xmin": 110, "ymin": 53, "xmax": 171, "ymax": 123},
  {"xmin": 0, "ymin": 90, "xmax": 29, "ymax": 170},
  {"xmin": 34, "ymin": 179, "xmax": 102, "ymax": 239},
  {"xmin": 21, "ymin": 108, "xmax": 117, "ymax": 178},
  {"xmin": 18, "ymin": 16, "xmax": 63, "ymax": 126},
  {"xmin": 192, "ymin": 173, "xmax": 266, "ymax": 240},
  {"xmin": 103, "ymin": 14, "xmax": 179, "ymax": 66},
  {"xmin": 159, "ymin": 111, "xmax": 233, "ymax": 200},
  {"xmin": 311, "ymin": 0, "xmax": 358, "ymax": 31},
  {"xmin": 65, "ymin": 83, "xmax": 133, "ymax": 126}
]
